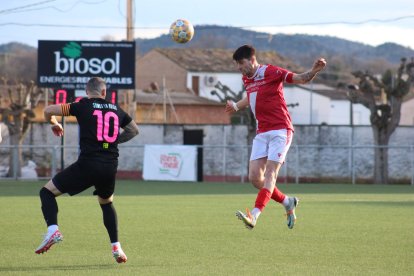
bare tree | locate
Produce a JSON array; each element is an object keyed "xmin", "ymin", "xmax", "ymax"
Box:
[
  {"xmin": 0, "ymin": 78, "xmax": 43, "ymax": 177},
  {"xmin": 0, "ymin": 51, "xmax": 37, "ymax": 81},
  {"xmin": 348, "ymin": 58, "xmax": 414, "ymax": 184}
]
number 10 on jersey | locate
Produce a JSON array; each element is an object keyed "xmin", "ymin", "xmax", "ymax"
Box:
[{"xmin": 93, "ymin": 110, "xmax": 119, "ymax": 143}]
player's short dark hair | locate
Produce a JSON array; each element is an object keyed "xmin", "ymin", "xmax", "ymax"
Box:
[
  {"xmin": 233, "ymin": 45, "xmax": 256, "ymax": 61},
  {"xmin": 86, "ymin": 77, "xmax": 106, "ymax": 96}
]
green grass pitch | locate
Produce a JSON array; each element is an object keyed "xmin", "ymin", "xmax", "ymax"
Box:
[{"xmin": 0, "ymin": 180, "xmax": 413, "ymax": 275}]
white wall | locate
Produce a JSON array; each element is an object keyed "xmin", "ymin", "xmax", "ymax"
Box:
[
  {"xmin": 351, "ymin": 103, "xmax": 371, "ymax": 125},
  {"xmin": 284, "ymin": 86, "xmax": 331, "ymax": 125},
  {"xmin": 284, "ymin": 86, "xmax": 371, "ymax": 125},
  {"xmin": 187, "ymin": 72, "xmax": 243, "ymax": 102},
  {"xmin": 400, "ymin": 97, "xmax": 414, "ymax": 126},
  {"xmin": 329, "ymin": 101, "xmax": 370, "ymax": 125}
]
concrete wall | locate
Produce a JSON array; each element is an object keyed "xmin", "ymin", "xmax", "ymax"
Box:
[
  {"xmin": 287, "ymin": 125, "xmax": 414, "ymax": 182},
  {"xmin": 0, "ymin": 123, "xmax": 413, "ymax": 182}
]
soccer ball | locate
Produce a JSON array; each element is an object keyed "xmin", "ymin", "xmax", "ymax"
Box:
[{"xmin": 169, "ymin": 19, "xmax": 194, "ymax": 44}]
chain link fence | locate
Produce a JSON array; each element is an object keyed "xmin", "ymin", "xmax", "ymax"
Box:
[{"xmin": 0, "ymin": 144, "xmax": 413, "ymax": 185}]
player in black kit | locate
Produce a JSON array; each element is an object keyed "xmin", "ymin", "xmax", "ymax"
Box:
[{"xmin": 35, "ymin": 77, "xmax": 139, "ymax": 263}]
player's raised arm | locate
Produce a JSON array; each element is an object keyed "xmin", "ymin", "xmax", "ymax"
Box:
[
  {"xmin": 44, "ymin": 104, "xmax": 65, "ymax": 137},
  {"xmin": 290, "ymin": 58, "xmax": 327, "ymax": 84}
]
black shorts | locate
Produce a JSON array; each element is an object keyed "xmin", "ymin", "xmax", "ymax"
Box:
[{"xmin": 53, "ymin": 159, "xmax": 118, "ymax": 199}]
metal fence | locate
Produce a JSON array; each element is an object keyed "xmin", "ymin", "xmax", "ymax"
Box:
[{"xmin": 0, "ymin": 144, "xmax": 413, "ymax": 185}]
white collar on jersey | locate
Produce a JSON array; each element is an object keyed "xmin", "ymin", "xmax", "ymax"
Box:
[{"xmin": 247, "ymin": 64, "xmax": 266, "ymax": 80}]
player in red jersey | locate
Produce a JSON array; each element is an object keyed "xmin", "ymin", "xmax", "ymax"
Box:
[{"xmin": 226, "ymin": 45, "xmax": 326, "ymax": 230}]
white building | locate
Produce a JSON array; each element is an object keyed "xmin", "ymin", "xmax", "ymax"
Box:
[
  {"xmin": 186, "ymin": 71, "xmax": 242, "ymax": 102},
  {"xmin": 136, "ymin": 48, "xmax": 414, "ymax": 126},
  {"xmin": 400, "ymin": 94, "xmax": 414, "ymax": 125},
  {"xmin": 136, "ymin": 48, "xmax": 299, "ymax": 103},
  {"xmin": 284, "ymin": 83, "xmax": 371, "ymax": 125}
]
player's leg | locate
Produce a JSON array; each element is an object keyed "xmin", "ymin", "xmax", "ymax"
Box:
[
  {"xmin": 267, "ymin": 129, "xmax": 299, "ymax": 229},
  {"xmin": 236, "ymin": 159, "xmax": 281, "ymax": 229},
  {"xmin": 236, "ymin": 158, "xmax": 266, "ymax": 229},
  {"xmin": 248, "ymin": 157, "xmax": 266, "ymax": 189},
  {"xmin": 248, "ymin": 157, "xmax": 288, "ymax": 204},
  {"xmin": 35, "ymin": 180, "xmax": 63, "ymax": 254},
  {"xmin": 97, "ymin": 195, "xmax": 117, "ymax": 245},
  {"xmin": 94, "ymin": 161, "xmax": 127, "ymax": 263},
  {"xmin": 236, "ymin": 133, "xmax": 270, "ymax": 229},
  {"xmin": 98, "ymin": 195, "xmax": 127, "ymax": 263},
  {"xmin": 35, "ymin": 161, "xmax": 91, "ymax": 254},
  {"xmin": 252, "ymin": 160, "xmax": 283, "ymax": 219}
]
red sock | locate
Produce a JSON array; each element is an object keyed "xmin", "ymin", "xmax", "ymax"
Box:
[
  {"xmin": 254, "ymin": 188, "xmax": 272, "ymax": 211},
  {"xmin": 271, "ymin": 186, "xmax": 286, "ymax": 203}
]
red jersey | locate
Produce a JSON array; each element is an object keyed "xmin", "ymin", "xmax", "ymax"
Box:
[{"xmin": 243, "ymin": 64, "xmax": 294, "ymax": 133}]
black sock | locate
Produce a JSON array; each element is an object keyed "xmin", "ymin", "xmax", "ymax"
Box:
[
  {"xmin": 100, "ymin": 202, "xmax": 118, "ymax": 243},
  {"xmin": 39, "ymin": 187, "xmax": 58, "ymax": 226}
]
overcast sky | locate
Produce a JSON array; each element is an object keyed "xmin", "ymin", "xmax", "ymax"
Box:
[{"xmin": 1, "ymin": 0, "xmax": 413, "ymax": 49}]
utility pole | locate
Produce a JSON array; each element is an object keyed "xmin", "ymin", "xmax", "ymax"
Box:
[
  {"xmin": 126, "ymin": 0, "xmax": 134, "ymax": 41},
  {"xmin": 126, "ymin": 0, "xmax": 136, "ymax": 119}
]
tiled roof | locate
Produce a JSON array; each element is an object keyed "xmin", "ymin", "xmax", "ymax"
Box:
[{"xmin": 154, "ymin": 48, "xmax": 301, "ymax": 72}]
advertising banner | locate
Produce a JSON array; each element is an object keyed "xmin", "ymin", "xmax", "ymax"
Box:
[
  {"xmin": 143, "ymin": 145, "xmax": 197, "ymax": 181},
  {"xmin": 38, "ymin": 40, "xmax": 135, "ymax": 89}
]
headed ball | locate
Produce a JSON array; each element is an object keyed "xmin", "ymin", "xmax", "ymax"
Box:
[{"xmin": 169, "ymin": 19, "xmax": 194, "ymax": 44}]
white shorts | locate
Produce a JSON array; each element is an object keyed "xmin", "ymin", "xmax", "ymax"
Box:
[{"xmin": 250, "ymin": 129, "xmax": 293, "ymax": 163}]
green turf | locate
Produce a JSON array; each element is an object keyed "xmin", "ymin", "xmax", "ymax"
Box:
[{"xmin": 0, "ymin": 180, "xmax": 413, "ymax": 275}]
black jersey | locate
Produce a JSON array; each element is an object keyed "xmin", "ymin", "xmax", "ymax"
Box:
[{"xmin": 69, "ymin": 97, "xmax": 132, "ymax": 161}]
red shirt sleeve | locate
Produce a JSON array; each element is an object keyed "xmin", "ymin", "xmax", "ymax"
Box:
[{"xmin": 285, "ymin": 72, "xmax": 293, "ymax": 83}]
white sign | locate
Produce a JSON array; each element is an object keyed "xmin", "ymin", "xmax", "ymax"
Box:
[{"xmin": 143, "ymin": 145, "xmax": 197, "ymax": 181}]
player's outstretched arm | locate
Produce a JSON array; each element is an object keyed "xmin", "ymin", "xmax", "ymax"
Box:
[
  {"xmin": 225, "ymin": 97, "xmax": 249, "ymax": 114},
  {"xmin": 118, "ymin": 121, "xmax": 139, "ymax": 144},
  {"xmin": 44, "ymin": 104, "xmax": 64, "ymax": 137},
  {"xmin": 291, "ymin": 58, "xmax": 327, "ymax": 84}
]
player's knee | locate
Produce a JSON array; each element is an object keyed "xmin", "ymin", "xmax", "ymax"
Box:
[
  {"xmin": 43, "ymin": 180, "xmax": 62, "ymax": 196},
  {"xmin": 249, "ymin": 174, "xmax": 264, "ymax": 189},
  {"xmin": 264, "ymin": 169, "xmax": 278, "ymax": 182},
  {"xmin": 97, "ymin": 194, "xmax": 114, "ymax": 204},
  {"xmin": 39, "ymin": 187, "xmax": 55, "ymax": 198}
]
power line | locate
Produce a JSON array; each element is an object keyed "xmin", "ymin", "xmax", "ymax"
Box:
[
  {"xmin": 43, "ymin": 0, "xmax": 108, "ymax": 13},
  {"xmin": 0, "ymin": 0, "xmax": 56, "ymax": 14},
  {"xmin": 0, "ymin": 22, "xmax": 128, "ymax": 29},
  {"xmin": 0, "ymin": 14, "xmax": 413, "ymax": 30},
  {"xmin": 241, "ymin": 14, "xmax": 414, "ymax": 28},
  {"xmin": 0, "ymin": 0, "xmax": 107, "ymax": 15}
]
